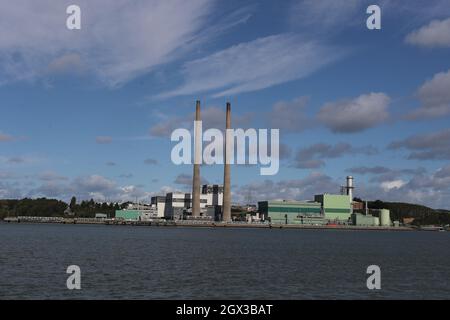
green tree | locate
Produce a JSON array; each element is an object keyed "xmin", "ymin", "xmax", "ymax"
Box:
[{"xmin": 70, "ymin": 196, "xmax": 77, "ymax": 210}]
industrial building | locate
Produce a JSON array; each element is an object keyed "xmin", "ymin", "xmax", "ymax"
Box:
[
  {"xmin": 115, "ymin": 160, "xmax": 395, "ymax": 227},
  {"xmin": 351, "ymin": 213, "xmax": 379, "ymax": 226},
  {"xmin": 114, "ymin": 182, "xmax": 224, "ymax": 222},
  {"xmin": 162, "ymin": 184, "xmax": 224, "ymax": 221},
  {"xmin": 258, "ymin": 200, "xmax": 325, "ymax": 225},
  {"xmin": 350, "ymin": 200, "xmax": 393, "ymax": 227},
  {"xmin": 95, "ymin": 213, "xmax": 108, "ymax": 219},
  {"xmin": 351, "ymin": 209, "xmax": 392, "ymax": 227},
  {"xmin": 115, "ymin": 210, "xmax": 141, "ymax": 221},
  {"xmin": 151, "ymin": 196, "xmax": 166, "ymax": 217},
  {"xmin": 259, "ymin": 176, "xmax": 393, "ymax": 227},
  {"xmin": 202, "ymin": 184, "xmax": 223, "ymax": 207},
  {"xmin": 164, "ymin": 193, "xmax": 193, "ymax": 220},
  {"xmin": 115, "ymin": 199, "xmax": 163, "ymax": 222},
  {"xmin": 115, "ymin": 207, "xmax": 160, "ymax": 221},
  {"xmin": 378, "ymin": 209, "xmax": 392, "ymax": 226},
  {"xmin": 314, "ymin": 194, "xmax": 352, "ymax": 222},
  {"xmin": 259, "ymin": 194, "xmax": 352, "ymax": 225}
]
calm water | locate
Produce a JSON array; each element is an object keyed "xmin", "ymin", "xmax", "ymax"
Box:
[{"xmin": 0, "ymin": 222, "xmax": 449, "ymax": 299}]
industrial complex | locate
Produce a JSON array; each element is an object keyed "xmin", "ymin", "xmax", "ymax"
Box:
[{"xmin": 114, "ymin": 101, "xmax": 398, "ymax": 229}]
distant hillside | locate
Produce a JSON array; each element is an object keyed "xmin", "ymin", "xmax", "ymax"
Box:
[{"xmin": 367, "ymin": 200, "xmax": 450, "ymax": 226}]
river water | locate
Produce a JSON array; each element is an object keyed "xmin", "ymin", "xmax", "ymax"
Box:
[{"xmin": 0, "ymin": 223, "xmax": 449, "ymax": 299}]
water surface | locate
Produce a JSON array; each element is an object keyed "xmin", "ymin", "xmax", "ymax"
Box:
[{"xmin": 0, "ymin": 223, "xmax": 449, "ymax": 299}]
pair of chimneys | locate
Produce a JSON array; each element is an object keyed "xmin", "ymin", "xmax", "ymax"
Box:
[{"xmin": 192, "ymin": 101, "xmax": 231, "ymax": 222}]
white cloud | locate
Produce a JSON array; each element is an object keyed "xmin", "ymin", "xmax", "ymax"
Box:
[
  {"xmin": 408, "ymin": 69, "xmax": 450, "ymax": 119},
  {"xmin": 405, "ymin": 17, "xmax": 450, "ymax": 48},
  {"xmin": 72, "ymin": 174, "xmax": 116, "ymax": 193},
  {"xmin": 118, "ymin": 185, "xmax": 150, "ymax": 199},
  {"xmin": 28, "ymin": 174, "xmax": 153, "ymax": 201},
  {"xmin": 380, "ymin": 180, "xmax": 406, "ymax": 191},
  {"xmin": 317, "ymin": 93, "xmax": 390, "ymax": 133},
  {"xmin": 0, "ymin": 0, "xmax": 215, "ymax": 86},
  {"xmin": 159, "ymin": 34, "xmax": 347, "ymax": 98}
]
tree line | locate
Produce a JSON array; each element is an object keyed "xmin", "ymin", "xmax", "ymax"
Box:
[{"xmin": 0, "ymin": 197, "xmax": 129, "ymax": 219}]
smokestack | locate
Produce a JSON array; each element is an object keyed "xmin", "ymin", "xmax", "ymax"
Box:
[
  {"xmin": 346, "ymin": 176, "xmax": 354, "ymax": 202},
  {"xmin": 192, "ymin": 100, "xmax": 201, "ymax": 217},
  {"xmin": 222, "ymin": 102, "xmax": 231, "ymax": 222}
]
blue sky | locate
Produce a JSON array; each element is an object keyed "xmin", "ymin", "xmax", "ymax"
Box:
[{"xmin": 1, "ymin": 0, "xmax": 450, "ymax": 209}]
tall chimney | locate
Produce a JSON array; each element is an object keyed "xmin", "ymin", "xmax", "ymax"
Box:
[
  {"xmin": 192, "ymin": 100, "xmax": 201, "ymax": 217},
  {"xmin": 222, "ymin": 102, "xmax": 232, "ymax": 222},
  {"xmin": 346, "ymin": 176, "xmax": 354, "ymax": 202}
]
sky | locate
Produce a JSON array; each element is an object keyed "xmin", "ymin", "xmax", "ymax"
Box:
[{"xmin": 1, "ymin": 0, "xmax": 450, "ymax": 209}]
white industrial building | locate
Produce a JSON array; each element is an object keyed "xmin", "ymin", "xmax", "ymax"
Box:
[
  {"xmin": 161, "ymin": 184, "xmax": 224, "ymax": 220},
  {"xmin": 163, "ymin": 193, "xmax": 191, "ymax": 220},
  {"xmin": 201, "ymin": 184, "xmax": 223, "ymax": 207},
  {"xmin": 151, "ymin": 196, "xmax": 166, "ymax": 218}
]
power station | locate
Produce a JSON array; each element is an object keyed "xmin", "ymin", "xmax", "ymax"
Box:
[
  {"xmin": 259, "ymin": 175, "xmax": 393, "ymax": 227},
  {"xmin": 115, "ymin": 100, "xmax": 394, "ymax": 228}
]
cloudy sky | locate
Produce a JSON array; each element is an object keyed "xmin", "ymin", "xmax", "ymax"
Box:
[{"xmin": 1, "ymin": 0, "xmax": 450, "ymax": 209}]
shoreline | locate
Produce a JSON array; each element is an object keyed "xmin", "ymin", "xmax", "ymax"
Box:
[{"xmin": 1, "ymin": 217, "xmax": 416, "ymax": 231}]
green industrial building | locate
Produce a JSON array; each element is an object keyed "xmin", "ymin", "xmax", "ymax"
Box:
[
  {"xmin": 258, "ymin": 194, "xmax": 352, "ymax": 225},
  {"xmin": 351, "ymin": 213, "xmax": 379, "ymax": 226},
  {"xmin": 115, "ymin": 210, "xmax": 141, "ymax": 221},
  {"xmin": 258, "ymin": 200, "xmax": 325, "ymax": 225},
  {"xmin": 314, "ymin": 194, "xmax": 351, "ymax": 222}
]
